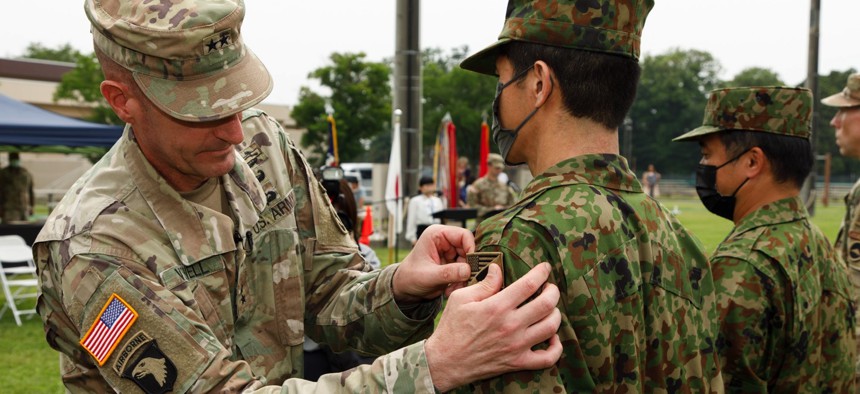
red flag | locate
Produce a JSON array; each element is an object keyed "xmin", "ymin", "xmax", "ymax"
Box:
[
  {"xmin": 479, "ymin": 119, "xmax": 490, "ymax": 177},
  {"xmin": 447, "ymin": 121, "xmax": 458, "ymax": 208}
]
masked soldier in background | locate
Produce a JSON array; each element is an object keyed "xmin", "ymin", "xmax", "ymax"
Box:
[{"xmin": 674, "ymin": 86, "xmax": 855, "ymax": 392}]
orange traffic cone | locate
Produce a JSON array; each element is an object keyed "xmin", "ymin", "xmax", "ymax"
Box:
[{"xmin": 359, "ymin": 205, "xmax": 373, "ymax": 246}]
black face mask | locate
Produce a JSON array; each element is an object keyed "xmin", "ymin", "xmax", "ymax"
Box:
[
  {"xmin": 492, "ymin": 65, "xmax": 545, "ymax": 166},
  {"xmin": 695, "ymin": 149, "xmax": 750, "ymax": 221}
]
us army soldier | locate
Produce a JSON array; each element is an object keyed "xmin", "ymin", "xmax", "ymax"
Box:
[
  {"xmin": 34, "ymin": 1, "xmax": 563, "ymax": 392},
  {"xmin": 822, "ymin": 72, "xmax": 860, "ymax": 381}
]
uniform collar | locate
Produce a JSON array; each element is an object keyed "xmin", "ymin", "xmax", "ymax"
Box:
[
  {"xmin": 520, "ymin": 154, "xmax": 642, "ymax": 198},
  {"xmin": 731, "ymin": 195, "xmax": 807, "ymax": 236}
]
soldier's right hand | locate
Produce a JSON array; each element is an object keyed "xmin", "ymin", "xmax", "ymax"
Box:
[{"xmin": 424, "ymin": 262, "xmax": 562, "ymax": 392}]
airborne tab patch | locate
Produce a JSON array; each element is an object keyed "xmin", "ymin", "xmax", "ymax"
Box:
[
  {"xmin": 80, "ymin": 293, "xmax": 138, "ymax": 366},
  {"xmin": 122, "ymin": 340, "xmax": 178, "ymax": 394}
]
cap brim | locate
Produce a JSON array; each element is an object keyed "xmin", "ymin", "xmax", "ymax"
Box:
[
  {"xmin": 134, "ymin": 48, "xmax": 273, "ymax": 122},
  {"xmin": 821, "ymin": 92, "xmax": 860, "ymax": 108},
  {"xmin": 460, "ymin": 38, "xmax": 511, "ymax": 76},
  {"xmin": 672, "ymin": 125, "xmax": 723, "ymax": 142}
]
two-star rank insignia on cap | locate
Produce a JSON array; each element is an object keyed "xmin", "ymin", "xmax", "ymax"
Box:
[{"xmin": 80, "ymin": 293, "xmax": 138, "ymax": 366}]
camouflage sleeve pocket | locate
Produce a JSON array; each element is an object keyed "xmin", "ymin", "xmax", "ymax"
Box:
[
  {"xmin": 574, "ymin": 238, "xmax": 700, "ymax": 324},
  {"xmin": 576, "ymin": 252, "xmax": 643, "ymax": 321},
  {"xmin": 78, "ymin": 267, "xmax": 219, "ymax": 393}
]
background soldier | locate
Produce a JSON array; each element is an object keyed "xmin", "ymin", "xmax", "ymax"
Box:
[
  {"xmin": 821, "ymin": 72, "xmax": 860, "ymax": 380},
  {"xmin": 466, "ymin": 153, "xmax": 516, "ymax": 224},
  {"xmin": 34, "ymin": 0, "xmax": 563, "ymax": 392},
  {"xmin": 0, "ymin": 152, "xmax": 34, "ymax": 222},
  {"xmin": 674, "ymin": 86, "xmax": 855, "ymax": 392},
  {"xmin": 457, "ymin": 0, "xmax": 722, "ymax": 391}
]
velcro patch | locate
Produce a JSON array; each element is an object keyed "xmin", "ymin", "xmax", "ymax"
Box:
[
  {"xmin": 80, "ymin": 293, "xmax": 138, "ymax": 366},
  {"xmin": 466, "ymin": 252, "xmax": 504, "ymax": 286}
]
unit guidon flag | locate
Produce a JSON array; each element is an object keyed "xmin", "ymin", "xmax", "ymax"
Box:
[{"xmin": 80, "ymin": 293, "xmax": 138, "ymax": 366}]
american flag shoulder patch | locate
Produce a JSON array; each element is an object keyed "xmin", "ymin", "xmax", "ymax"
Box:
[{"xmin": 80, "ymin": 293, "xmax": 139, "ymax": 366}]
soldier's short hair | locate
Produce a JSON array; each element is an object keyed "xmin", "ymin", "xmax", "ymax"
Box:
[
  {"xmin": 719, "ymin": 130, "xmax": 812, "ymax": 188},
  {"xmin": 501, "ymin": 42, "xmax": 640, "ymax": 131}
]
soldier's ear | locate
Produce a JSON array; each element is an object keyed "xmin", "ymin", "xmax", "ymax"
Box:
[
  {"xmin": 744, "ymin": 147, "xmax": 766, "ymax": 179},
  {"xmin": 532, "ymin": 61, "xmax": 554, "ymax": 108},
  {"xmin": 100, "ymin": 80, "xmax": 136, "ymax": 123}
]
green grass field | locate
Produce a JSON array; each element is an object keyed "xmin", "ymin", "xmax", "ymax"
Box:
[{"xmin": 0, "ymin": 196, "xmax": 846, "ymax": 392}]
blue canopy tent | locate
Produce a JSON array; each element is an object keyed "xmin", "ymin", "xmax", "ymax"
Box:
[{"xmin": 0, "ymin": 93, "xmax": 122, "ymax": 152}]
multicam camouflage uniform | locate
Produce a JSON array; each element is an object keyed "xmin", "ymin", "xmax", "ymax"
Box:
[
  {"xmin": 467, "ymin": 176, "xmax": 517, "ymax": 223},
  {"xmin": 673, "ymin": 86, "xmax": 857, "ymax": 392},
  {"xmin": 709, "ymin": 197, "xmax": 855, "ymax": 392},
  {"xmin": 460, "ymin": 155, "xmax": 722, "ymax": 392},
  {"xmin": 823, "ymin": 75, "xmax": 860, "ymax": 284},
  {"xmin": 35, "ymin": 1, "xmax": 440, "ymax": 393},
  {"xmin": 35, "ymin": 111, "xmax": 440, "ymax": 393},
  {"xmin": 835, "ymin": 180, "xmax": 860, "ymax": 284},
  {"xmin": 0, "ymin": 163, "xmax": 33, "ymax": 222},
  {"xmin": 822, "ymin": 72, "xmax": 860, "ymax": 381}
]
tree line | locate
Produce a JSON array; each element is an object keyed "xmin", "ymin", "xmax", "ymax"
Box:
[{"xmin": 22, "ymin": 43, "xmax": 859, "ymax": 181}]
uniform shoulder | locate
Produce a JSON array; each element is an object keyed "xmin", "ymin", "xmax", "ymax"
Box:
[{"xmin": 38, "ymin": 147, "xmax": 134, "ymax": 244}]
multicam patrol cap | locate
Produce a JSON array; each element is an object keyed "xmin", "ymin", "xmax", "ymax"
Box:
[
  {"xmin": 821, "ymin": 73, "xmax": 860, "ymax": 108},
  {"xmin": 460, "ymin": 0, "xmax": 654, "ymax": 75},
  {"xmin": 488, "ymin": 153, "xmax": 505, "ymax": 169},
  {"xmin": 85, "ymin": 0, "xmax": 273, "ymax": 122},
  {"xmin": 673, "ymin": 87, "xmax": 813, "ymax": 142}
]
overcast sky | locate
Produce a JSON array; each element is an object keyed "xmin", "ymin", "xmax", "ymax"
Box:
[{"xmin": 2, "ymin": 1, "xmax": 858, "ymax": 106}]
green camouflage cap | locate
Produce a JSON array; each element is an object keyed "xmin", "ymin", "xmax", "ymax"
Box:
[
  {"xmin": 460, "ymin": 0, "xmax": 654, "ymax": 75},
  {"xmin": 673, "ymin": 86, "xmax": 813, "ymax": 142},
  {"xmin": 85, "ymin": 0, "xmax": 273, "ymax": 122},
  {"xmin": 821, "ymin": 73, "xmax": 860, "ymax": 108}
]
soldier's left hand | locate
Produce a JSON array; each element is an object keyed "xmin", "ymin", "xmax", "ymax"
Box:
[{"xmin": 392, "ymin": 224, "xmax": 473, "ymax": 304}]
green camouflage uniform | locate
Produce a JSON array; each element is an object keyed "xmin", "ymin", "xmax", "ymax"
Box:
[
  {"xmin": 0, "ymin": 164, "xmax": 34, "ymax": 222},
  {"xmin": 467, "ymin": 176, "xmax": 517, "ymax": 223},
  {"xmin": 458, "ymin": 1, "xmax": 722, "ymax": 391},
  {"xmin": 709, "ymin": 197, "xmax": 855, "ymax": 392},
  {"xmin": 675, "ymin": 86, "xmax": 857, "ymax": 391},
  {"xmin": 36, "ymin": 110, "xmax": 440, "ymax": 393},
  {"xmin": 460, "ymin": 154, "xmax": 722, "ymax": 392}
]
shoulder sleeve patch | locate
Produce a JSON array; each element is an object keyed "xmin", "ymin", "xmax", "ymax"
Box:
[
  {"xmin": 80, "ymin": 293, "xmax": 138, "ymax": 366},
  {"xmin": 121, "ymin": 339, "xmax": 178, "ymax": 394}
]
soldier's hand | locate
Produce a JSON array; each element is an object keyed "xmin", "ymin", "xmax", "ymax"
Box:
[
  {"xmin": 392, "ymin": 224, "xmax": 473, "ymax": 305},
  {"xmin": 424, "ymin": 262, "xmax": 562, "ymax": 392}
]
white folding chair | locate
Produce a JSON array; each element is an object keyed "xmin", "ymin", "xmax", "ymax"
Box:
[{"xmin": 0, "ymin": 235, "xmax": 39, "ymax": 326}]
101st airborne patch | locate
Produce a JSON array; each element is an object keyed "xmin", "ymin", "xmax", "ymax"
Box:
[{"xmin": 466, "ymin": 252, "xmax": 504, "ymax": 286}]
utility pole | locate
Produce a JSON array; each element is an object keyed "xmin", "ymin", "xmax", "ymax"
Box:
[
  {"xmin": 802, "ymin": 0, "xmax": 820, "ymax": 215},
  {"xmin": 394, "ymin": 0, "xmax": 422, "ymax": 198}
]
